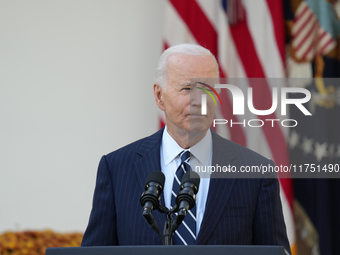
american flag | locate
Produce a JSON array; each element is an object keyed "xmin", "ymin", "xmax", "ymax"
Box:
[
  {"xmin": 160, "ymin": 0, "xmax": 296, "ymax": 253},
  {"xmin": 291, "ymin": 1, "xmax": 336, "ymax": 62}
]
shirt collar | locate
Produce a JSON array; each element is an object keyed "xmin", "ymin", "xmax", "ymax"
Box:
[
  {"xmin": 162, "ymin": 126, "xmax": 212, "ymax": 166},
  {"xmin": 191, "ymin": 129, "xmax": 212, "ymax": 166},
  {"xmin": 162, "ymin": 127, "xmax": 185, "ymax": 166}
]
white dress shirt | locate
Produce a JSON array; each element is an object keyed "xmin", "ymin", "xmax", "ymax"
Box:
[{"xmin": 160, "ymin": 126, "xmax": 212, "ymax": 236}]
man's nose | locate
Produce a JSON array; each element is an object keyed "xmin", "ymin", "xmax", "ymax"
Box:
[{"xmin": 190, "ymin": 88, "xmax": 204, "ymax": 105}]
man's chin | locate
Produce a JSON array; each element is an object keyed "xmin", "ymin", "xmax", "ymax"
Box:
[
  {"xmin": 188, "ymin": 123, "xmax": 210, "ymax": 135},
  {"xmin": 188, "ymin": 114, "xmax": 207, "ymax": 120}
]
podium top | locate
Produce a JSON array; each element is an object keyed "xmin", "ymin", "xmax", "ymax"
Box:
[{"xmin": 46, "ymin": 245, "xmax": 288, "ymax": 255}]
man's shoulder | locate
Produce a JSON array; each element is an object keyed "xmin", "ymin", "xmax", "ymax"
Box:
[
  {"xmin": 211, "ymin": 130, "xmax": 273, "ymax": 164},
  {"xmin": 105, "ymin": 128, "xmax": 164, "ymax": 161}
]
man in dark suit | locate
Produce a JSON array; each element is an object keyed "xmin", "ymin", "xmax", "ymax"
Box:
[{"xmin": 81, "ymin": 44, "xmax": 291, "ymax": 254}]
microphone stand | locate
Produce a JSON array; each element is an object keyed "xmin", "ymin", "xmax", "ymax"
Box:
[
  {"xmin": 142, "ymin": 201, "xmax": 182, "ymax": 245},
  {"xmin": 163, "ymin": 212, "xmax": 173, "ymax": 245},
  {"xmin": 163, "ymin": 205, "xmax": 185, "ymax": 245}
]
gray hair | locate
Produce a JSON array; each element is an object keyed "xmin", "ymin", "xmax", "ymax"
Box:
[{"xmin": 155, "ymin": 44, "xmax": 219, "ymax": 89}]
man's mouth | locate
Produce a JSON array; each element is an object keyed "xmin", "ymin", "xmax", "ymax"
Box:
[{"xmin": 189, "ymin": 114, "xmax": 204, "ymax": 117}]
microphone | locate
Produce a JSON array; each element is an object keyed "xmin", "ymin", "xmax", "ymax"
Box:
[
  {"xmin": 140, "ymin": 171, "xmax": 165, "ymax": 244},
  {"xmin": 173, "ymin": 171, "xmax": 200, "ymax": 231},
  {"xmin": 140, "ymin": 171, "xmax": 165, "ymax": 217}
]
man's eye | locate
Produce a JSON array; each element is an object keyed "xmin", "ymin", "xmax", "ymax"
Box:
[{"xmin": 183, "ymin": 87, "xmax": 191, "ymax": 90}]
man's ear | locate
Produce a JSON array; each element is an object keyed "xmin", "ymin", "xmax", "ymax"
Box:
[{"xmin": 154, "ymin": 83, "xmax": 165, "ymax": 111}]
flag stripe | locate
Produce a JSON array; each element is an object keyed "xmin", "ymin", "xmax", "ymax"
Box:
[
  {"xmin": 170, "ymin": 0, "xmax": 218, "ymax": 57},
  {"xmin": 294, "ymin": 3, "xmax": 309, "ymax": 21},
  {"xmin": 265, "ymin": 0, "xmax": 285, "ymax": 65},
  {"xmin": 294, "ymin": 17, "xmax": 317, "ymax": 51},
  {"xmin": 291, "ymin": 1, "xmax": 336, "ymax": 61},
  {"xmin": 243, "ymin": 0, "xmax": 285, "ymax": 77},
  {"xmin": 292, "ymin": 11, "xmax": 314, "ymax": 39}
]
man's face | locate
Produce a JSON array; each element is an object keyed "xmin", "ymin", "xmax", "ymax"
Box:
[{"xmin": 154, "ymin": 54, "xmax": 218, "ymax": 139}]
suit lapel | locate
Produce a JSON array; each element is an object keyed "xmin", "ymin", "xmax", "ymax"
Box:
[
  {"xmin": 196, "ymin": 130, "xmax": 239, "ymax": 244},
  {"xmin": 133, "ymin": 128, "xmax": 167, "ymax": 225},
  {"xmin": 134, "ymin": 128, "xmax": 164, "ymax": 190}
]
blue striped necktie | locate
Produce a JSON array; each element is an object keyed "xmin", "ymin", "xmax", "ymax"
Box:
[{"xmin": 171, "ymin": 150, "xmax": 196, "ymax": 245}]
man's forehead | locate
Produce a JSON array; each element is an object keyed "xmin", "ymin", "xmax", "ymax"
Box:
[
  {"xmin": 177, "ymin": 81, "xmax": 218, "ymax": 88},
  {"xmin": 190, "ymin": 79, "xmax": 219, "ymax": 85}
]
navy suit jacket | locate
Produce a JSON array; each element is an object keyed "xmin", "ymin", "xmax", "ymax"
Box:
[{"xmin": 81, "ymin": 128, "xmax": 291, "ymax": 253}]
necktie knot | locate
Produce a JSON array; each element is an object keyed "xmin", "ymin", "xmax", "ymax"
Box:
[
  {"xmin": 178, "ymin": 151, "xmax": 191, "ymax": 174},
  {"xmin": 179, "ymin": 150, "xmax": 191, "ymax": 164}
]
